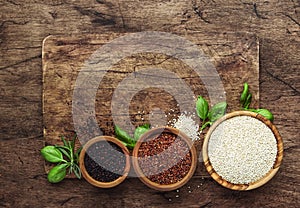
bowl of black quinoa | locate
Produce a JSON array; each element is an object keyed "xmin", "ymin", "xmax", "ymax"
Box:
[
  {"xmin": 79, "ymin": 136, "xmax": 130, "ymax": 188},
  {"xmin": 132, "ymin": 127, "xmax": 197, "ymax": 191}
]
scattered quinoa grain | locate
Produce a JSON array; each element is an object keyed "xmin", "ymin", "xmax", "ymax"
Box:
[{"xmin": 170, "ymin": 112, "xmax": 200, "ymax": 141}]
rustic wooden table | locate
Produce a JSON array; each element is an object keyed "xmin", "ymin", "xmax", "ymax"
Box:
[{"xmin": 1, "ymin": 1, "xmax": 299, "ymax": 207}]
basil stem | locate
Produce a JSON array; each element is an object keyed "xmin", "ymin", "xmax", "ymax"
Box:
[{"xmin": 200, "ymin": 121, "xmax": 212, "ymax": 130}]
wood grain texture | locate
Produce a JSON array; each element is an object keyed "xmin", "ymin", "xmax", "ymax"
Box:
[{"xmin": 0, "ymin": 0, "xmax": 299, "ymax": 207}]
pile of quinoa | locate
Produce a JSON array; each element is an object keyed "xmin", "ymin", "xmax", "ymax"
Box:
[
  {"xmin": 84, "ymin": 141, "xmax": 126, "ymax": 182},
  {"xmin": 208, "ymin": 116, "xmax": 277, "ymax": 184},
  {"xmin": 138, "ymin": 132, "xmax": 192, "ymax": 185},
  {"xmin": 170, "ymin": 112, "xmax": 200, "ymax": 142}
]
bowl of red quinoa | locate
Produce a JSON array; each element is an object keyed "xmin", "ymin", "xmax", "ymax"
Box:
[
  {"xmin": 132, "ymin": 126, "xmax": 197, "ymax": 191},
  {"xmin": 79, "ymin": 136, "xmax": 130, "ymax": 188},
  {"xmin": 203, "ymin": 111, "xmax": 283, "ymax": 190}
]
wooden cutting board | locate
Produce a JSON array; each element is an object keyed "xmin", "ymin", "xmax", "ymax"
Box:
[{"xmin": 42, "ymin": 32, "xmax": 259, "ymax": 177}]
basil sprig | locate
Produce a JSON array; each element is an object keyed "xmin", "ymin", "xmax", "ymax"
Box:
[
  {"xmin": 41, "ymin": 135, "xmax": 82, "ymax": 183},
  {"xmin": 196, "ymin": 96, "xmax": 227, "ymax": 130},
  {"xmin": 115, "ymin": 124, "xmax": 150, "ymax": 149},
  {"xmin": 240, "ymin": 82, "xmax": 274, "ymax": 121}
]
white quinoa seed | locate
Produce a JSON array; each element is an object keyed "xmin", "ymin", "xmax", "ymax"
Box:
[
  {"xmin": 208, "ymin": 116, "xmax": 277, "ymax": 184},
  {"xmin": 170, "ymin": 112, "xmax": 200, "ymax": 141}
]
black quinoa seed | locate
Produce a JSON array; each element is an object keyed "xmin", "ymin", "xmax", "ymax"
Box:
[{"xmin": 84, "ymin": 141, "xmax": 126, "ymax": 182}]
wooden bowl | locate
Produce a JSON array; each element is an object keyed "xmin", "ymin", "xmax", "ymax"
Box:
[
  {"xmin": 132, "ymin": 126, "xmax": 197, "ymax": 191},
  {"xmin": 79, "ymin": 136, "xmax": 130, "ymax": 188},
  {"xmin": 202, "ymin": 111, "xmax": 283, "ymax": 191}
]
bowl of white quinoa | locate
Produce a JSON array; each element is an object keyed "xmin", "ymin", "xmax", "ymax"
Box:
[{"xmin": 202, "ymin": 111, "xmax": 283, "ymax": 190}]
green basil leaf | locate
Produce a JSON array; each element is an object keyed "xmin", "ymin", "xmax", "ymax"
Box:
[
  {"xmin": 47, "ymin": 163, "xmax": 68, "ymax": 183},
  {"xmin": 208, "ymin": 101, "xmax": 227, "ymax": 122},
  {"xmin": 67, "ymin": 141, "xmax": 73, "ymax": 150},
  {"xmin": 41, "ymin": 146, "xmax": 63, "ymax": 163},
  {"xmin": 196, "ymin": 96, "xmax": 209, "ymax": 120},
  {"xmin": 126, "ymin": 143, "xmax": 135, "ymax": 150},
  {"xmin": 240, "ymin": 82, "xmax": 249, "ymax": 105},
  {"xmin": 68, "ymin": 165, "xmax": 73, "ymax": 175},
  {"xmin": 255, "ymin": 108, "xmax": 274, "ymax": 121},
  {"xmin": 61, "ymin": 136, "xmax": 68, "ymax": 147},
  {"xmin": 70, "ymin": 134, "xmax": 77, "ymax": 150},
  {"xmin": 75, "ymin": 146, "xmax": 83, "ymax": 162},
  {"xmin": 244, "ymin": 93, "xmax": 252, "ymax": 109},
  {"xmin": 115, "ymin": 125, "xmax": 135, "ymax": 145},
  {"xmin": 134, "ymin": 124, "xmax": 150, "ymax": 141},
  {"xmin": 55, "ymin": 145, "xmax": 71, "ymax": 160},
  {"xmin": 72, "ymin": 164, "xmax": 82, "ymax": 179}
]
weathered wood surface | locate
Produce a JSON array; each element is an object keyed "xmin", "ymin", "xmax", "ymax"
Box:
[
  {"xmin": 0, "ymin": 0, "xmax": 299, "ymax": 207},
  {"xmin": 42, "ymin": 32, "xmax": 259, "ymax": 176}
]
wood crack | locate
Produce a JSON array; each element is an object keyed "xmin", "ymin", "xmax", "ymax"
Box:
[
  {"xmin": 284, "ymin": 14, "xmax": 300, "ymax": 27},
  {"xmin": 264, "ymin": 69, "xmax": 300, "ymax": 95},
  {"xmin": 0, "ymin": 54, "xmax": 41, "ymax": 71},
  {"xmin": 5, "ymin": 0, "xmax": 20, "ymax": 6},
  {"xmin": 96, "ymin": 0, "xmax": 114, "ymax": 9},
  {"xmin": 17, "ymin": 156, "xmax": 24, "ymax": 165},
  {"xmin": 0, "ymin": 134, "xmax": 43, "ymax": 141},
  {"xmin": 192, "ymin": 6, "xmax": 211, "ymax": 24},
  {"xmin": 192, "ymin": 1, "xmax": 211, "ymax": 24},
  {"xmin": 73, "ymin": 6, "xmax": 116, "ymax": 26},
  {"xmin": 253, "ymin": 3, "xmax": 268, "ymax": 19},
  {"xmin": 59, "ymin": 196, "xmax": 77, "ymax": 206},
  {"xmin": 284, "ymin": 144, "xmax": 299, "ymax": 152},
  {"xmin": 199, "ymin": 201, "xmax": 212, "ymax": 208},
  {"xmin": 30, "ymin": 174, "xmax": 45, "ymax": 180},
  {"xmin": 3, "ymin": 46, "xmax": 41, "ymax": 50},
  {"xmin": 0, "ymin": 20, "xmax": 29, "ymax": 29},
  {"xmin": 133, "ymin": 55, "xmax": 174, "ymax": 68}
]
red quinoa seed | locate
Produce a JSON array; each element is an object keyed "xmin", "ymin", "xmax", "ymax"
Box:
[{"xmin": 137, "ymin": 132, "xmax": 192, "ymax": 185}]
